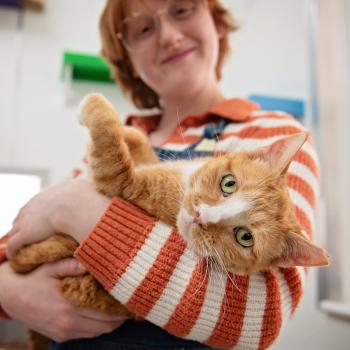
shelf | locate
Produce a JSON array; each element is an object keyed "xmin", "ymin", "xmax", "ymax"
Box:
[
  {"xmin": 62, "ymin": 51, "xmax": 115, "ymax": 84},
  {"xmin": 248, "ymin": 94, "xmax": 304, "ymax": 119}
]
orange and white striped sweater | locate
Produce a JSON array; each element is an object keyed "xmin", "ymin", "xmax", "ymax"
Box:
[
  {"xmin": 74, "ymin": 98, "xmax": 319, "ymax": 349},
  {"xmin": 0, "ymin": 98, "xmax": 319, "ymax": 349}
]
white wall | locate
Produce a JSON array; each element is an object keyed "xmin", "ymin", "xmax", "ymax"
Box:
[{"xmin": 0, "ymin": 0, "xmax": 349, "ymax": 348}]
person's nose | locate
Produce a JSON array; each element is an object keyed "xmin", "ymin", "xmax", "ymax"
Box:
[{"xmin": 157, "ymin": 15, "xmax": 184, "ymax": 51}]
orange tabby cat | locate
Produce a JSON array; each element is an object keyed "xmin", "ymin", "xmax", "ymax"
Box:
[{"xmin": 10, "ymin": 93, "xmax": 329, "ymax": 349}]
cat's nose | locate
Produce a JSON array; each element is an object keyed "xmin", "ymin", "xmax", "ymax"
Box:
[{"xmin": 194, "ymin": 212, "xmax": 203, "ymax": 225}]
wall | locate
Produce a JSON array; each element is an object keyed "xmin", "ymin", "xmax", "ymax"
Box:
[{"xmin": 0, "ymin": 0, "xmax": 349, "ymax": 347}]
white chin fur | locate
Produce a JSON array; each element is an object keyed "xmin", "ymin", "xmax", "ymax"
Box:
[{"xmin": 177, "ymin": 208, "xmax": 193, "ymax": 240}]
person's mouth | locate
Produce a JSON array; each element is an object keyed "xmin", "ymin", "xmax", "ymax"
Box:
[{"xmin": 160, "ymin": 48, "xmax": 195, "ymax": 65}]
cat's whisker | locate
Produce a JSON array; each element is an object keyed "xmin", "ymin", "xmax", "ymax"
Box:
[
  {"xmin": 211, "ymin": 246, "xmax": 242, "ymax": 293},
  {"xmin": 175, "ymin": 106, "xmax": 193, "ymax": 162},
  {"xmin": 189, "ymin": 259, "xmax": 209, "ymax": 301},
  {"xmin": 158, "ymin": 153, "xmax": 177, "ymax": 162}
]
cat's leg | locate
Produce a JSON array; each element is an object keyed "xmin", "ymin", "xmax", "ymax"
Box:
[
  {"xmin": 79, "ymin": 93, "xmax": 138, "ymax": 197},
  {"xmin": 122, "ymin": 126, "xmax": 159, "ymax": 166},
  {"xmin": 59, "ymin": 275, "xmax": 132, "ymax": 317},
  {"xmin": 10, "ymin": 234, "xmax": 77, "ymax": 274}
]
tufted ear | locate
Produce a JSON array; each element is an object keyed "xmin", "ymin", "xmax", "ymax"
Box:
[
  {"xmin": 251, "ymin": 132, "xmax": 309, "ymax": 176},
  {"xmin": 277, "ymin": 231, "xmax": 330, "ymax": 268}
]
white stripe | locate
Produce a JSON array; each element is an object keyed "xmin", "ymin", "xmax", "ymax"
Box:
[
  {"xmin": 162, "ymin": 143, "xmax": 190, "ymax": 151},
  {"xmin": 296, "ymin": 266, "xmax": 306, "ymax": 288},
  {"xmin": 216, "ymin": 135, "xmax": 285, "ymax": 152},
  {"xmin": 302, "ymin": 142, "xmax": 319, "ymax": 165},
  {"xmin": 216, "ymin": 136, "xmax": 316, "ymax": 169},
  {"xmin": 289, "ymin": 161, "xmax": 320, "ymax": 197},
  {"xmin": 146, "ymin": 248, "xmax": 197, "ymax": 327},
  {"xmin": 275, "ymin": 269, "xmax": 293, "ymax": 332},
  {"xmin": 250, "ymin": 110, "xmax": 291, "ymax": 118},
  {"xmin": 233, "ymin": 273, "xmax": 267, "ymax": 350},
  {"xmin": 288, "ymin": 188, "xmax": 315, "ymax": 229},
  {"xmin": 183, "ymin": 117, "xmax": 302, "ymax": 137},
  {"xmin": 186, "ymin": 270, "xmax": 228, "ymax": 341},
  {"xmin": 110, "ymin": 222, "xmax": 172, "ymax": 304}
]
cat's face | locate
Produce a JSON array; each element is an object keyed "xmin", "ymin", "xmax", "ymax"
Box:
[{"xmin": 177, "ymin": 133, "xmax": 330, "ymax": 274}]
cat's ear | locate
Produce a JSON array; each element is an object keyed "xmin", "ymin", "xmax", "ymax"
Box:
[
  {"xmin": 277, "ymin": 231, "xmax": 330, "ymax": 268},
  {"xmin": 253, "ymin": 132, "xmax": 309, "ymax": 176}
]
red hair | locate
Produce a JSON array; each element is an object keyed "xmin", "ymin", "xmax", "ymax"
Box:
[{"xmin": 100, "ymin": 0, "xmax": 239, "ymax": 109}]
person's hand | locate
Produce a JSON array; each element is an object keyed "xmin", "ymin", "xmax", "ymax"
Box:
[
  {"xmin": 0, "ymin": 259, "xmax": 126, "ymax": 342},
  {"xmin": 6, "ymin": 179, "xmax": 111, "ymax": 259}
]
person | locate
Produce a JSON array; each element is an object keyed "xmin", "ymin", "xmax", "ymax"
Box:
[{"xmin": 0, "ymin": 0, "xmax": 319, "ymax": 349}]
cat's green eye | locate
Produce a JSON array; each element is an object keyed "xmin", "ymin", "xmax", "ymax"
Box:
[
  {"xmin": 235, "ymin": 228, "xmax": 254, "ymax": 248},
  {"xmin": 220, "ymin": 174, "xmax": 237, "ymax": 195}
]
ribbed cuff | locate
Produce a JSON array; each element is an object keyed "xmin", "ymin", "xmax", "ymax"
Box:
[
  {"xmin": 74, "ymin": 198, "xmax": 157, "ymax": 291},
  {"xmin": 0, "ymin": 236, "xmax": 11, "ymax": 319}
]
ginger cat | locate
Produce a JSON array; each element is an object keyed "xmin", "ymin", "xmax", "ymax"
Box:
[{"xmin": 10, "ymin": 93, "xmax": 329, "ymax": 349}]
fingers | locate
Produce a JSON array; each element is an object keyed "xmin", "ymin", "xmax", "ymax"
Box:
[
  {"xmin": 45, "ymin": 258, "xmax": 87, "ymax": 278},
  {"xmin": 6, "ymin": 232, "xmax": 24, "ymax": 259}
]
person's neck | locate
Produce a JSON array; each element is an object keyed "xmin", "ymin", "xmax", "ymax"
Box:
[{"xmin": 157, "ymin": 85, "xmax": 225, "ymax": 137}]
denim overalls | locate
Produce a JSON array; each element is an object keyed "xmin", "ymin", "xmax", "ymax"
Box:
[{"xmin": 50, "ymin": 119, "xmax": 229, "ymax": 350}]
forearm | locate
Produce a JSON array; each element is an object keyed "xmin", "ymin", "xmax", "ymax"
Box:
[{"xmin": 74, "ymin": 198, "xmax": 305, "ymax": 349}]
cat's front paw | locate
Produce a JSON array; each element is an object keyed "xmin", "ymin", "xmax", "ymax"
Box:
[
  {"xmin": 78, "ymin": 93, "xmax": 120, "ymax": 128},
  {"xmin": 78, "ymin": 93, "xmax": 103, "ymax": 126}
]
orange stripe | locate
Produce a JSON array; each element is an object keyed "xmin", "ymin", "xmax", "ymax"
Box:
[
  {"xmin": 287, "ymin": 173, "xmax": 316, "ymax": 209},
  {"xmin": 294, "ymin": 150, "xmax": 319, "ymax": 179},
  {"xmin": 167, "ymin": 133, "xmax": 201, "ymax": 144},
  {"xmin": 221, "ymin": 125, "xmax": 303, "ymax": 140},
  {"xmin": 126, "ymin": 230, "xmax": 186, "ymax": 318},
  {"xmin": 164, "ymin": 261, "xmax": 210, "ymax": 338},
  {"xmin": 206, "ymin": 275, "xmax": 249, "ymax": 349},
  {"xmin": 75, "ymin": 199, "xmax": 157, "ymax": 290},
  {"xmin": 280, "ymin": 267, "xmax": 303, "ymax": 314},
  {"xmin": 295, "ymin": 206, "xmax": 313, "ymax": 238},
  {"xmin": 249, "ymin": 114, "xmax": 295, "ymax": 122},
  {"xmin": 258, "ymin": 270, "xmax": 282, "ymax": 350}
]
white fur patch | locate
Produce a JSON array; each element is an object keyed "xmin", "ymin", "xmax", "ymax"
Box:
[
  {"xmin": 179, "ymin": 161, "xmax": 205, "ymax": 190},
  {"xmin": 177, "ymin": 207, "xmax": 193, "ymax": 238},
  {"xmin": 197, "ymin": 197, "xmax": 251, "ymax": 224}
]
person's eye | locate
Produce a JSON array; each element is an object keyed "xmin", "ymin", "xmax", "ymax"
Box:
[
  {"xmin": 220, "ymin": 174, "xmax": 237, "ymax": 196},
  {"xmin": 171, "ymin": 1, "xmax": 196, "ymax": 19},
  {"xmin": 132, "ymin": 18, "xmax": 155, "ymax": 40},
  {"xmin": 234, "ymin": 228, "xmax": 254, "ymax": 248}
]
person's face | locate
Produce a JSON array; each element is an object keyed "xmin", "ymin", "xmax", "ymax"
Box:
[{"xmin": 122, "ymin": 0, "xmax": 221, "ymax": 99}]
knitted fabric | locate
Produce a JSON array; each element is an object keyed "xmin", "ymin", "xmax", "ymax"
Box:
[
  {"xmin": 0, "ymin": 235, "xmax": 10, "ymax": 319},
  {"xmin": 74, "ymin": 98, "xmax": 319, "ymax": 350}
]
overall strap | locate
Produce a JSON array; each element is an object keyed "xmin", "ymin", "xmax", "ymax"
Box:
[{"xmin": 153, "ymin": 118, "xmax": 230, "ymax": 162}]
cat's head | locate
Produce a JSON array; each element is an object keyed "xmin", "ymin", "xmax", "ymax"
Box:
[{"xmin": 177, "ymin": 132, "xmax": 330, "ymax": 275}]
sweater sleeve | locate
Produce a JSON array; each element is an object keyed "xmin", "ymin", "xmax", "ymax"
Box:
[
  {"xmin": 0, "ymin": 236, "xmax": 11, "ymax": 319},
  {"xmin": 74, "ymin": 114, "xmax": 320, "ymax": 350}
]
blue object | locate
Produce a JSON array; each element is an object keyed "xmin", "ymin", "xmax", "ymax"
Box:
[{"xmin": 248, "ymin": 94, "xmax": 304, "ymax": 119}]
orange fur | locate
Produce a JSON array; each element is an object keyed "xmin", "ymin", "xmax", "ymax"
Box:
[{"xmin": 10, "ymin": 93, "xmax": 329, "ymax": 349}]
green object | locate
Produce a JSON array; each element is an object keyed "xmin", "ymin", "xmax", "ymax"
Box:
[{"xmin": 62, "ymin": 51, "xmax": 115, "ymax": 83}]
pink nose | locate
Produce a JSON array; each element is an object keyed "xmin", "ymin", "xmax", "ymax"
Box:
[{"xmin": 194, "ymin": 213, "xmax": 202, "ymax": 225}]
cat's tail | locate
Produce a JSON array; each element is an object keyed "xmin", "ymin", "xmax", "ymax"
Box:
[{"xmin": 79, "ymin": 93, "xmax": 134, "ymax": 197}]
